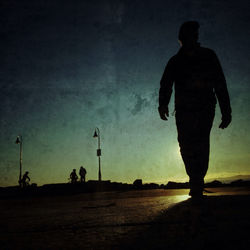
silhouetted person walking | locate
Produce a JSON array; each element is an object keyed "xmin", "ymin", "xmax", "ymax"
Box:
[
  {"xmin": 158, "ymin": 21, "xmax": 231, "ymax": 201},
  {"xmin": 70, "ymin": 169, "xmax": 78, "ymax": 184},
  {"xmin": 21, "ymin": 171, "xmax": 30, "ymax": 187},
  {"xmin": 79, "ymin": 166, "xmax": 87, "ymax": 183}
]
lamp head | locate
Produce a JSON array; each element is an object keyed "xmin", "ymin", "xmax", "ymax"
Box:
[
  {"xmin": 93, "ymin": 130, "xmax": 98, "ymax": 138},
  {"xmin": 15, "ymin": 136, "xmax": 21, "ymax": 144}
]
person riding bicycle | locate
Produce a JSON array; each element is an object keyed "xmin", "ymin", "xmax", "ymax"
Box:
[
  {"xmin": 20, "ymin": 171, "xmax": 30, "ymax": 187},
  {"xmin": 70, "ymin": 169, "xmax": 78, "ymax": 184}
]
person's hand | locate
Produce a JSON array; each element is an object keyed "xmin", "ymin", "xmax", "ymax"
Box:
[
  {"xmin": 158, "ymin": 106, "xmax": 169, "ymax": 121},
  {"xmin": 219, "ymin": 115, "xmax": 231, "ymax": 129}
]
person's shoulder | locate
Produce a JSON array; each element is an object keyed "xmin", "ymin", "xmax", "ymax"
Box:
[
  {"xmin": 167, "ymin": 54, "xmax": 178, "ymax": 65},
  {"xmin": 199, "ymin": 46, "xmax": 217, "ymax": 56}
]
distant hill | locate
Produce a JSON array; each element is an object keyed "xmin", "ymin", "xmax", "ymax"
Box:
[{"xmin": 205, "ymin": 175, "xmax": 250, "ymax": 183}]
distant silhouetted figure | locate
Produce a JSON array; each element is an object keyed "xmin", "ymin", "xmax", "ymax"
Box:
[
  {"xmin": 21, "ymin": 171, "xmax": 30, "ymax": 187},
  {"xmin": 158, "ymin": 21, "xmax": 232, "ymax": 201},
  {"xmin": 133, "ymin": 179, "xmax": 143, "ymax": 188},
  {"xmin": 70, "ymin": 169, "xmax": 78, "ymax": 184},
  {"xmin": 79, "ymin": 166, "xmax": 87, "ymax": 183}
]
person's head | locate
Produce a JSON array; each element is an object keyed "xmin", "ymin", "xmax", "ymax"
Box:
[
  {"xmin": 178, "ymin": 21, "xmax": 199, "ymax": 46},
  {"xmin": 25, "ymin": 171, "xmax": 29, "ymax": 175},
  {"xmin": 73, "ymin": 169, "xmax": 76, "ymax": 172},
  {"xmin": 80, "ymin": 166, "xmax": 83, "ymax": 169}
]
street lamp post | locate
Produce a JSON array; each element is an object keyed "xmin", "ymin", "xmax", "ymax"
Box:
[
  {"xmin": 93, "ymin": 128, "xmax": 101, "ymax": 182},
  {"xmin": 15, "ymin": 135, "xmax": 23, "ymax": 186}
]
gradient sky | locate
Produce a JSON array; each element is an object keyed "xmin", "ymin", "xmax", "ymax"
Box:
[{"xmin": 1, "ymin": 0, "xmax": 250, "ymax": 186}]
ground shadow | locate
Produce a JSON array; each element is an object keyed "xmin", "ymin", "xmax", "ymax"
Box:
[{"xmin": 116, "ymin": 195, "xmax": 250, "ymax": 250}]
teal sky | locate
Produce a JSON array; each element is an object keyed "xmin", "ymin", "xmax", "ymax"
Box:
[{"xmin": 1, "ymin": 0, "xmax": 250, "ymax": 186}]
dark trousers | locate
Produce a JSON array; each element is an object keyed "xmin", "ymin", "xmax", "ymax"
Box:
[{"xmin": 176, "ymin": 109, "xmax": 215, "ymax": 195}]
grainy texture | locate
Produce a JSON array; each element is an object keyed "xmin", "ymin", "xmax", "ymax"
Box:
[{"xmin": 0, "ymin": 188, "xmax": 250, "ymax": 249}]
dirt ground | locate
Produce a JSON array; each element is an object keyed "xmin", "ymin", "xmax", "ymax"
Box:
[{"xmin": 1, "ymin": 187, "xmax": 250, "ymax": 249}]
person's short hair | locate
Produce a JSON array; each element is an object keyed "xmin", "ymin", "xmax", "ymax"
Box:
[{"xmin": 178, "ymin": 21, "xmax": 200, "ymax": 43}]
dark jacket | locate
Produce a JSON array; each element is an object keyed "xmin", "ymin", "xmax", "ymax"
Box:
[{"xmin": 159, "ymin": 45, "xmax": 231, "ymax": 116}]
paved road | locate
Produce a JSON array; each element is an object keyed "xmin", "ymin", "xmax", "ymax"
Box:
[
  {"xmin": 1, "ymin": 187, "xmax": 249, "ymax": 249},
  {"xmin": 0, "ymin": 189, "xmax": 188, "ymax": 249}
]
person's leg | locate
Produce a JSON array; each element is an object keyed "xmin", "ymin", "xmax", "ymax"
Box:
[{"xmin": 176, "ymin": 110, "xmax": 214, "ymax": 198}]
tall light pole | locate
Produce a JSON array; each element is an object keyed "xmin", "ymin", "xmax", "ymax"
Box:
[
  {"xmin": 15, "ymin": 135, "xmax": 23, "ymax": 186},
  {"xmin": 93, "ymin": 127, "xmax": 101, "ymax": 182}
]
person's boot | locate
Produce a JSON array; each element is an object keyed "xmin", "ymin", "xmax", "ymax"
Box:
[{"xmin": 189, "ymin": 178, "xmax": 205, "ymax": 204}]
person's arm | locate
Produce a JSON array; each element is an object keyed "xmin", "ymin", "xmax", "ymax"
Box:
[
  {"xmin": 158, "ymin": 57, "xmax": 175, "ymax": 120},
  {"xmin": 211, "ymin": 51, "xmax": 232, "ymax": 129}
]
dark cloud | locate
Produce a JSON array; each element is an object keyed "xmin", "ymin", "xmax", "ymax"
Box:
[{"xmin": 129, "ymin": 94, "xmax": 151, "ymax": 115}]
